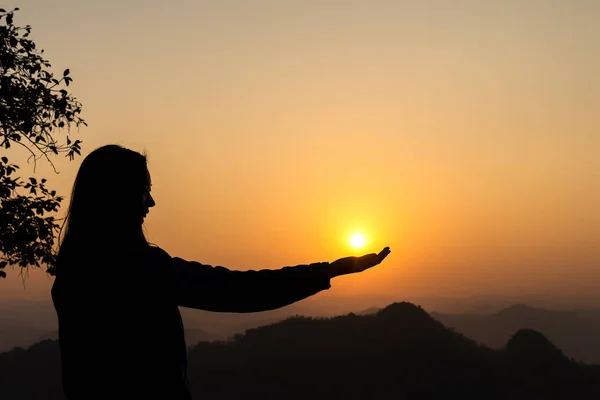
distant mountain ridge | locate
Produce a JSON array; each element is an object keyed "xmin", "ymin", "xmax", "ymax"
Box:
[
  {"xmin": 4, "ymin": 297, "xmax": 600, "ymax": 365},
  {"xmin": 1, "ymin": 302, "xmax": 599, "ymax": 399},
  {"xmin": 431, "ymin": 304, "xmax": 600, "ymax": 364}
]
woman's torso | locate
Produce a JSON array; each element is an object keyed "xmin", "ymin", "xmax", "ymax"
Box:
[{"xmin": 51, "ymin": 243, "xmax": 191, "ymax": 399}]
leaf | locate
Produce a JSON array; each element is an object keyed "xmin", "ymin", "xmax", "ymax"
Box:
[{"xmin": 0, "ymin": 7, "xmax": 86, "ymax": 274}]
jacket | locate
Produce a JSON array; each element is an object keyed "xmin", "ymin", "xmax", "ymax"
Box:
[{"xmin": 51, "ymin": 243, "xmax": 332, "ymax": 399}]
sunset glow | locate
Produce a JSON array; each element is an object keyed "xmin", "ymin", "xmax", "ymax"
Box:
[{"xmin": 1, "ymin": 1, "xmax": 599, "ymax": 303}]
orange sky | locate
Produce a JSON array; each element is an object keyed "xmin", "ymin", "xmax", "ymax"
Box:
[{"xmin": 2, "ymin": 0, "xmax": 599, "ymax": 302}]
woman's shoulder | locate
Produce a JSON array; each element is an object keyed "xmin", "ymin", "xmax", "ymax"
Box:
[{"xmin": 145, "ymin": 244, "xmax": 173, "ymax": 261}]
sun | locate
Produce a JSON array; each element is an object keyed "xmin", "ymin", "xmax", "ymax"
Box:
[{"xmin": 349, "ymin": 233, "xmax": 367, "ymax": 250}]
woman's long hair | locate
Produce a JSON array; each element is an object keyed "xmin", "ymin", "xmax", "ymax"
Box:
[{"xmin": 56, "ymin": 145, "xmax": 149, "ymax": 271}]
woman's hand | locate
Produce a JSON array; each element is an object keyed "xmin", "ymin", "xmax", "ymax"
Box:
[{"xmin": 328, "ymin": 247, "xmax": 391, "ymax": 279}]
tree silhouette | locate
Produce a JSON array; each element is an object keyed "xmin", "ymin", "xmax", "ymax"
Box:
[{"xmin": 0, "ymin": 8, "xmax": 85, "ymax": 278}]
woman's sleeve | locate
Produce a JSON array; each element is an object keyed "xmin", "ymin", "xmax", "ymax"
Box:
[{"xmin": 153, "ymin": 247, "xmax": 332, "ymax": 313}]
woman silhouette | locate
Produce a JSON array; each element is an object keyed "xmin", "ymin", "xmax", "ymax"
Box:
[{"xmin": 51, "ymin": 144, "xmax": 390, "ymax": 399}]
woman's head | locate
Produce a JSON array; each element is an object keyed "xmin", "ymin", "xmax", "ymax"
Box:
[{"xmin": 59, "ymin": 144, "xmax": 155, "ymax": 251}]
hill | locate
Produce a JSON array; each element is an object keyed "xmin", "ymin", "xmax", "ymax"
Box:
[
  {"xmin": 0, "ymin": 302, "xmax": 599, "ymax": 399},
  {"xmin": 432, "ymin": 304, "xmax": 600, "ymax": 363}
]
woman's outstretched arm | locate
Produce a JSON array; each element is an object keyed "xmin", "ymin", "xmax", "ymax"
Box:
[
  {"xmin": 152, "ymin": 247, "xmax": 390, "ymax": 313},
  {"xmin": 171, "ymin": 256, "xmax": 331, "ymax": 312}
]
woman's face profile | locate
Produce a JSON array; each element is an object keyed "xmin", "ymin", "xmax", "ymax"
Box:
[{"xmin": 141, "ymin": 169, "xmax": 155, "ymax": 222}]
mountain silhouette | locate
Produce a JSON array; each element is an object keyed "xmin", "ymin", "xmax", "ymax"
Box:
[
  {"xmin": 1, "ymin": 302, "xmax": 599, "ymax": 399},
  {"xmin": 432, "ymin": 304, "xmax": 600, "ymax": 363},
  {"xmin": 507, "ymin": 328, "xmax": 568, "ymax": 364}
]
